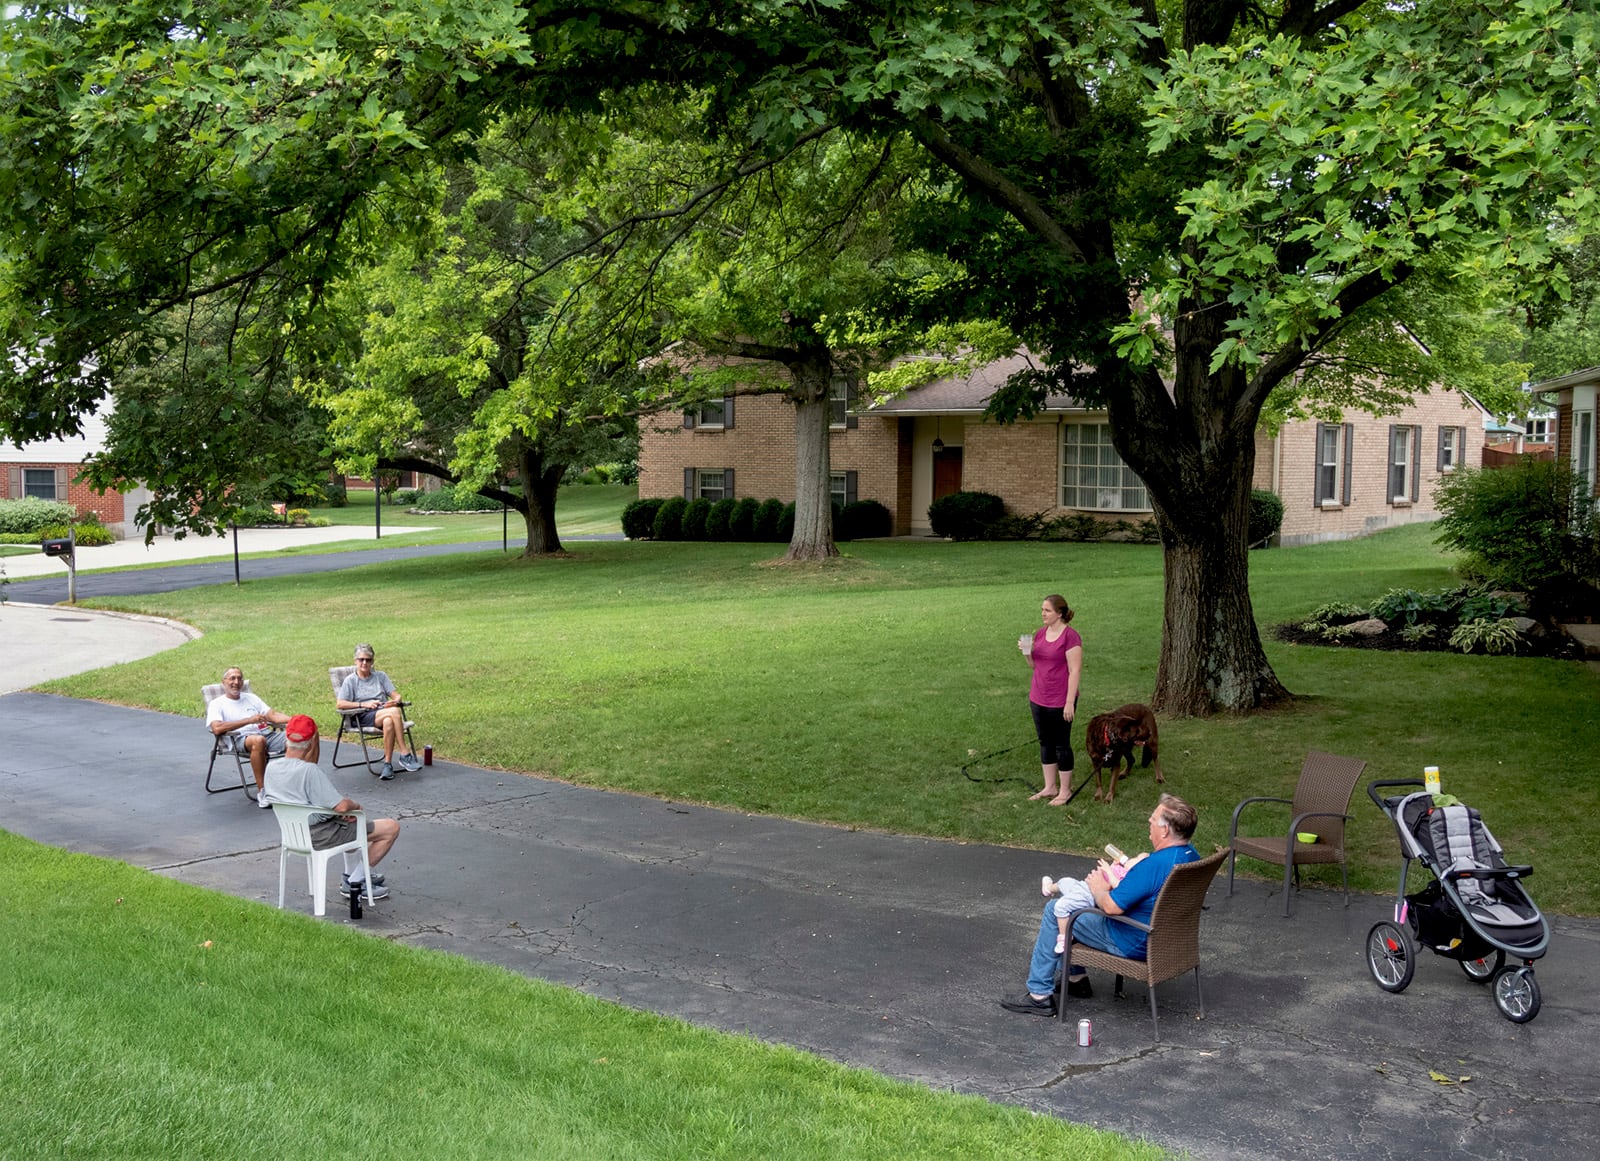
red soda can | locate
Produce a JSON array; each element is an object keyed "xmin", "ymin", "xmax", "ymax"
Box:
[
  {"xmin": 1077, "ymin": 1018, "xmax": 1092, "ymax": 1047},
  {"xmin": 423, "ymin": 744, "xmax": 433, "ymax": 766}
]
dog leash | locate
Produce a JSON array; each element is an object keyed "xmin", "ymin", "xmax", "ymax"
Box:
[{"xmin": 960, "ymin": 739, "xmax": 1096, "ymax": 802}]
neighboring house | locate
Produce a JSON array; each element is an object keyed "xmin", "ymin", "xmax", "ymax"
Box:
[
  {"xmin": 637, "ymin": 355, "xmax": 1494, "ymax": 546},
  {"xmin": 1528, "ymin": 366, "xmax": 1599, "ymax": 498},
  {"xmin": 0, "ymin": 404, "xmax": 147, "ymax": 538}
]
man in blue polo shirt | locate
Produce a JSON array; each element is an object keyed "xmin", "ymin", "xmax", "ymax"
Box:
[{"xmin": 1002, "ymin": 794, "xmax": 1200, "ymax": 1017}]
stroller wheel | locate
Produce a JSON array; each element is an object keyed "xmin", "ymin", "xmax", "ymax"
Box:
[
  {"xmin": 1366, "ymin": 921, "xmax": 1415, "ymax": 993},
  {"xmin": 1458, "ymin": 949, "xmax": 1505, "ymax": 983},
  {"xmin": 1492, "ymin": 966, "xmax": 1540, "ymax": 1023}
]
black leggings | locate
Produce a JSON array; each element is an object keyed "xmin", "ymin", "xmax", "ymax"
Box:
[{"xmin": 1029, "ymin": 700, "xmax": 1075, "ymax": 771}]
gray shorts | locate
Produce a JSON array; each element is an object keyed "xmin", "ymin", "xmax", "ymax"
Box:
[
  {"xmin": 225, "ymin": 729, "xmax": 284, "ymax": 758},
  {"xmin": 309, "ymin": 817, "xmax": 375, "ymax": 849}
]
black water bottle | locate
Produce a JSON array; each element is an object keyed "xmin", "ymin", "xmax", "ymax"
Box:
[{"xmin": 349, "ymin": 879, "xmax": 363, "ymax": 920}]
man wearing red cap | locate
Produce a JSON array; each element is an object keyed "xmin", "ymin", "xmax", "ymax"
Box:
[{"xmin": 263, "ymin": 714, "xmax": 401, "ymax": 901}]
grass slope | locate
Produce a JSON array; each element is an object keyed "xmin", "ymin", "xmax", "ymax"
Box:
[{"xmin": 0, "ymin": 832, "xmax": 1156, "ymax": 1161}]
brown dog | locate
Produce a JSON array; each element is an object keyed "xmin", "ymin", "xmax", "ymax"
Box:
[{"xmin": 1084, "ymin": 703, "xmax": 1165, "ymax": 804}]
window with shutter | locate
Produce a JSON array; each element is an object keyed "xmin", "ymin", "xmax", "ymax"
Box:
[{"xmin": 23, "ymin": 467, "xmax": 61, "ymax": 501}]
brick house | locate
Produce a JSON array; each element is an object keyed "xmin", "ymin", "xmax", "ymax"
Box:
[
  {"xmin": 638, "ymin": 354, "xmax": 1497, "ymax": 545},
  {"xmin": 0, "ymin": 405, "xmax": 148, "ymax": 538},
  {"xmin": 1527, "ymin": 366, "xmax": 1599, "ymax": 500}
]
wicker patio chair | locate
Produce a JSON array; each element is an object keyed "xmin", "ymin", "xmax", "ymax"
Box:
[
  {"xmin": 1227, "ymin": 750, "xmax": 1368, "ymax": 916},
  {"xmin": 1056, "ymin": 849, "xmax": 1228, "ymax": 1042}
]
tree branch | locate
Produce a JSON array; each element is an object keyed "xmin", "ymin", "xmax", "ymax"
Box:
[{"xmin": 910, "ymin": 119, "xmax": 1088, "ymax": 265}]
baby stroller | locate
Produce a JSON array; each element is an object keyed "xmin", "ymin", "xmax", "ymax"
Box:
[{"xmin": 1364, "ymin": 780, "xmax": 1549, "ymax": 1023}]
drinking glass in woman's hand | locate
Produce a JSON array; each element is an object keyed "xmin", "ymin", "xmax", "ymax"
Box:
[{"xmin": 1018, "ymin": 633, "xmax": 1032, "ymax": 656}]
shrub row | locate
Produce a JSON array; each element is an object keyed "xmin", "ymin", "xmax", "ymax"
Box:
[
  {"xmin": 922, "ymin": 488, "xmax": 1285, "ymax": 546},
  {"xmin": 36, "ymin": 520, "xmax": 115, "ymax": 547},
  {"xmin": 408, "ymin": 485, "xmax": 505, "ymax": 513},
  {"xmin": 623, "ymin": 497, "xmax": 893, "ymax": 542}
]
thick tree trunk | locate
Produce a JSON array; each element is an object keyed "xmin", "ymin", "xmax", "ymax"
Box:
[
  {"xmin": 516, "ymin": 444, "xmax": 565, "ymax": 556},
  {"xmin": 1150, "ymin": 479, "xmax": 1289, "ymax": 716},
  {"xmin": 1110, "ymin": 316, "xmax": 1291, "ymax": 716},
  {"xmin": 786, "ymin": 357, "xmax": 839, "ymax": 563}
]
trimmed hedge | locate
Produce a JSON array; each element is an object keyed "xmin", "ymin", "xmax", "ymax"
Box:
[
  {"xmin": 681, "ymin": 498, "xmax": 712, "ymax": 540},
  {"xmin": 652, "ymin": 496, "xmax": 687, "ymax": 540},
  {"xmin": 705, "ymin": 498, "xmax": 736, "ymax": 540},
  {"xmin": 1249, "ymin": 489, "xmax": 1285, "ymax": 547},
  {"xmin": 837, "ymin": 499, "xmax": 893, "ymax": 540},
  {"xmin": 927, "ymin": 490, "xmax": 1005, "ymax": 540},
  {"xmin": 754, "ymin": 499, "xmax": 785, "ymax": 541},
  {"xmin": 409, "ymin": 485, "xmax": 502, "ymax": 513},
  {"xmin": 729, "ymin": 498, "xmax": 760, "ymax": 541},
  {"xmin": 0, "ymin": 497, "xmax": 76, "ymax": 536},
  {"xmin": 622, "ymin": 497, "xmax": 664, "ymax": 540}
]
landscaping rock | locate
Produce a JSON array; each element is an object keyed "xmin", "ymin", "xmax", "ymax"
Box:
[
  {"xmin": 1511, "ymin": 616, "xmax": 1542, "ymax": 637},
  {"xmin": 1346, "ymin": 617, "xmax": 1389, "ymax": 637}
]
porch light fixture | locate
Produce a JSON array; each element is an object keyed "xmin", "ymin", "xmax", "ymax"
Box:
[{"xmin": 932, "ymin": 416, "xmax": 945, "ymax": 453}]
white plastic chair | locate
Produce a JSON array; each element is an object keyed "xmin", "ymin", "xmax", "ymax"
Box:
[
  {"xmin": 328, "ymin": 665, "xmax": 418, "ymax": 772},
  {"xmin": 269, "ymin": 802, "xmax": 374, "ymax": 916}
]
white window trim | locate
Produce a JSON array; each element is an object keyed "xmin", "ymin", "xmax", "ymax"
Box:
[
  {"xmin": 1315, "ymin": 423, "xmax": 1344, "ymax": 507},
  {"xmin": 695, "ymin": 469, "xmax": 727, "ymax": 501},
  {"xmin": 828, "ymin": 376, "xmax": 852, "ymax": 430},
  {"xmin": 1059, "ymin": 422, "xmax": 1150, "ymax": 513},
  {"xmin": 1390, "ymin": 426, "xmax": 1414, "ymax": 505}
]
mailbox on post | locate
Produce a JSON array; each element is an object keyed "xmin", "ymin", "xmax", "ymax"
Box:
[{"xmin": 41, "ymin": 528, "xmax": 77, "ymax": 603}]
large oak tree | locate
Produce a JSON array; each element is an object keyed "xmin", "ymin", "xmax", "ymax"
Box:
[{"xmin": 4, "ymin": 0, "xmax": 1596, "ymax": 712}]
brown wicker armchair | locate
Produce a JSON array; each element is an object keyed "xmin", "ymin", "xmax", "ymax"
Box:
[
  {"xmin": 1227, "ymin": 750, "xmax": 1368, "ymax": 916},
  {"xmin": 1055, "ymin": 850, "xmax": 1228, "ymax": 1042}
]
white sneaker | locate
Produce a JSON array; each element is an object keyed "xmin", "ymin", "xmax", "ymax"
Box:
[
  {"xmin": 256, "ymin": 794, "xmax": 272, "ymax": 809},
  {"xmin": 1054, "ymin": 933, "xmax": 1066, "ymax": 954},
  {"xmin": 1041, "ymin": 876, "xmax": 1056, "ymax": 897}
]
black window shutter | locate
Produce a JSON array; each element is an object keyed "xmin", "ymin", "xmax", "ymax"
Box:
[
  {"xmin": 1341, "ymin": 423, "xmax": 1354, "ymax": 505},
  {"xmin": 1436, "ymin": 427, "xmax": 1446, "ymax": 471},
  {"xmin": 724, "ymin": 468, "xmax": 735, "ymax": 499},
  {"xmin": 683, "ymin": 410, "xmax": 696, "ymax": 429},
  {"xmin": 845, "ymin": 470, "xmax": 858, "ymax": 504},
  {"xmin": 846, "ymin": 382, "xmax": 858, "ymax": 429},
  {"xmin": 1411, "ymin": 425, "xmax": 1422, "ymax": 501},
  {"xmin": 683, "ymin": 468, "xmax": 695, "ymax": 500},
  {"xmin": 723, "ymin": 396, "xmax": 734, "ymax": 429}
]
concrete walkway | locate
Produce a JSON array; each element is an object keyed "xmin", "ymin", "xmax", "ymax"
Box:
[{"xmin": 1, "ymin": 541, "xmax": 1597, "ymax": 1160}]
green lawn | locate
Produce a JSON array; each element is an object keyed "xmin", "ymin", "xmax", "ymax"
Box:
[
  {"xmin": 286, "ymin": 482, "xmax": 634, "ymax": 550},
  {"xmin": 0, "ymin": 831, "xmax": 1156, "ymax": 1161},
  {"xmin": 41, "ymin": 521, "xmax": 1600, "ymax": 913}
]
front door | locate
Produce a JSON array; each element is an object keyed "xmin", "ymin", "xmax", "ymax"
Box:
[{"xmin": 932, "ymin": 446, "xmax": 963, "ymax": 500}]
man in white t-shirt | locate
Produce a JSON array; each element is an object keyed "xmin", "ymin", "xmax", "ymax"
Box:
[
  {"xmin": 263, "ymin": 715, "xmax": 400, "ymax": 900},
  {"xmin": 207, "ymin": 666, "xmax": 320, "ymax": 806}
]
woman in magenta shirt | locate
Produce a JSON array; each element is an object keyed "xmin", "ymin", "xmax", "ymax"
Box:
[{"xmin": 1018, "ymin": 594, "xmax": 1083, "ymax": 804}]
